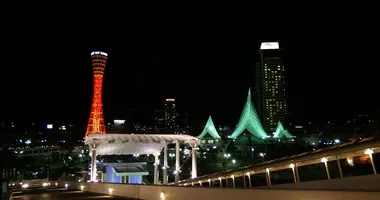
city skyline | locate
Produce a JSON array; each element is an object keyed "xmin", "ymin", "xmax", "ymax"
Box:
[
  {"xmin": 1, "ymin": 27, "xmax": 377, "ymax": 127},
  {"xmin": 2, "ymin": 8, "xmax": 380, "ymax": 199}
]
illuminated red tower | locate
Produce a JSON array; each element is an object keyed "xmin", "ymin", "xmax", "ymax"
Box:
[{"xmin": 85, "ymin": 51, "xmax": 108, "ymax": 138}]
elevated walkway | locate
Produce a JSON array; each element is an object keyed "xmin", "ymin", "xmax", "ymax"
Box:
[{"xmin": 179, "ymin": 137, "xmax": 380, "ymax": 186}]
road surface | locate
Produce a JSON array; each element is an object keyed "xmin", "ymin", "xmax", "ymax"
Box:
[{"xmin": 11, "ymin": 190, "xmax": 135, "ymax": 200}]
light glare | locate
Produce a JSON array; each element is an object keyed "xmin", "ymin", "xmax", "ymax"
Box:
[
  {"xmin": 160, "ymin": 192, "xmax": 165, "ymax": 199},
  {"xmin": 91, "ymin": 51, "xmax": 108, "ymax": 56},
  {"xmin": 260, "ymin": 42, "xmax": 280, "ymax": 50},
  {"xmin": 365, "ymin": 149, "xmax": 374, "ymax": 155}
]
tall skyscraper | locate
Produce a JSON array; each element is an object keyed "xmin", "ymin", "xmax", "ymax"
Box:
[
  {"xmin": 164, "ymin": 98, "xmax": 177, "ymax": 129},
  {"xmin": 255, "ymin": 42, "xmax": 287, "ymax": 134},
  {"xmin": 85, "ymin": 51, "xmax": 108, "ymax": 138}
]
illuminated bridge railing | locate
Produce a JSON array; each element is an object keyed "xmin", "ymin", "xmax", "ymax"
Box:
[{"xmin": 177, "ymin": 137, "xmax": 380, "ymax": 188}]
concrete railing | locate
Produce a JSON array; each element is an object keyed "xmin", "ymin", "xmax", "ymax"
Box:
[
  {"xmin": 65, "ymin": 179, "xmax": 380, "ymax": 200},
  {"xmin": 259, "ymin": 174, "xmax": 380, "ymax": 191}
]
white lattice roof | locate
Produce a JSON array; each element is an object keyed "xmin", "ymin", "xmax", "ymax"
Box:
[{"xmin": 87, "ymin": 134, "xmax": 199, "ymax": 156}]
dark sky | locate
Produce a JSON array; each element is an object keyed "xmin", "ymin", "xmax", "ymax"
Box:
[{"xmin": 1, "ymin": 7, "xmax": 377, "ymax": 128}]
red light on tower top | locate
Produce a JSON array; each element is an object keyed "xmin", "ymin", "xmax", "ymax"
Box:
[{"xmin": 85, "ymin": 51, "xmax": 108, "ymax": 138}]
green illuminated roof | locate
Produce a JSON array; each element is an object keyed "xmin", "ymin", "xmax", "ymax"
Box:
[
  {"xmin": 273, "ymin": 121, "xmax": 294, "ymax": 138},
  {"xmin": 197, "ymin": 116, "xmax": 221, "ymax": 139},
  {"xmin": 229, "ymin": 88, "xmax": 269, "ymax": 139}
]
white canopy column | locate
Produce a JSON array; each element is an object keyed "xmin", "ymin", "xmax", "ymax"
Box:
[
  {"xmin": 91, "ymin": 148, "xmax": 97, "ymax": 182},
  {"xmin": 189, "ymin": 140, "xmax": 198, "ymax": 178},
  {"xmin": 163, "ymin": 146, "xmax": 168, "ymax": 184},
  {"xmin": 154, "ymin": 153, "xmax": 160, "ymax": 184},
  {"xmin": 175, "ymin": 140, "xmax": 180, "ymax": 182},
  {"xmin": 191, "ymin": 148, "xmax": 197, "ymax": 178},
  {"xmin": 90, "ymin": 142, "xmax": 100, "ymax": 182}
]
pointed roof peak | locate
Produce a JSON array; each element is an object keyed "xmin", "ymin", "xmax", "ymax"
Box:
[
  {"xmin": 229, "ymin": 87, "xmax": 268, "ymax": 139},
  {"xmin": 197, "ymin": 115, "xmax": 221, "ymax": 139},
  {"xmin": 207, "ymin": 115, "xmax": 214, "ymax": 122},
  {"xmin": 247, "ymin": 87, "xmax": 252, "ymax": 100},
  {"xmin": 277, "ymin": 121, "xmax": 284, "ymax": 130}
]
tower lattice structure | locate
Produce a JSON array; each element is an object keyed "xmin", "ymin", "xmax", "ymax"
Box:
[{"xmin": 85, "ymin": 51, "xmax": 108, "ymax": 138}]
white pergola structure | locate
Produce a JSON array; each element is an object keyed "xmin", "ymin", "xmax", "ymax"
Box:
[{"xmin": 86, "ymin": 134, "xmax": 200, "ymax": 184}]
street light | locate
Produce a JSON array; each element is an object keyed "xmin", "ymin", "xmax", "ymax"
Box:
[
  {"xmin": 365, "ymin": 149, "xmax": 377, "ymax": 174},
  {"xmin": 265, "ymin": 168, "xmax": 271, "ymax": 185},
  {"xmin": 231, "ymin": 175, "xmax": 235, "ymax": 187},
  {"xmin": 260, "ymin": 152, "xmax": 266, "ymax": 161},
  {"xmin": 321, "ymin": 157, "xmax": 330, "ymax": 179},
  {"xmin": 289, "ymin": 163, "xmax": 297, "ymax": 183},
  {"xmin": 246, "ymin": 172, "xmax": 252, "ymax": 187}
]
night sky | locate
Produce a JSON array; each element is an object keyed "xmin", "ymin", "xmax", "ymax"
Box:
[{"xmin": 2, "ymin": 9, "xmax": 377, "ymax": 128}]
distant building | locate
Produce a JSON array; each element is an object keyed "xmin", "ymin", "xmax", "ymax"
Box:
[
  {"xmin": 133, "ymin": 123, "xmax": 153, "ymax": 133},
  {"xmin": 154, "ymin": 109, "xmax": 165, "ymax": 131},
  {"xmin": 255, "ymin": 42, "xmax": 288, "ymax": 133},
  {"xmin": 164, "ymin": 98, "xmax": 177, "ymax": 129},
  {"xmin": 101, "ymin": 162, "xmax": 148, "ymax": 184},
  {"xmin": 184, "ymin": 111, "xmax": 189, "ymax": 130},
  {"xmin": 107, "ymin": 119, "xmax": 126, "ymax": 133}
]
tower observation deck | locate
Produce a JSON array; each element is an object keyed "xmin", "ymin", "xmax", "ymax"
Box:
[{"xmin": 85, "ymin": 51, "xmax": 108, "ymax": 138}]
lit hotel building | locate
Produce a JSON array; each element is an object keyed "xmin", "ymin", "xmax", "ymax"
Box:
[{"xmin": 255, "ymin": 42, "xmax": 287, "ymax": 133}]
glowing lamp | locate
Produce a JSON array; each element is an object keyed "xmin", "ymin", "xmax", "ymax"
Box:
[
  {"xmin": 347, "ymin": 158, "xmax": 354, "ymax": 166},
  {"xmin": 365, "ymin": 149, "xmax": 374, "ymax": 155}
]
